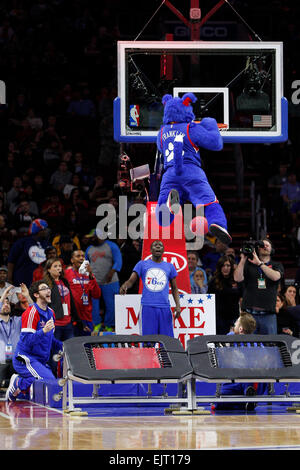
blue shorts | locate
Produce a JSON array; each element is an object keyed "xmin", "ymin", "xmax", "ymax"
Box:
[{"xmin": 140, "ymin": 305, "xmax": 174, "ymax": 337}]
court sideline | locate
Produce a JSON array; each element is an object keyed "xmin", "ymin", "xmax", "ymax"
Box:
[{"xmin": 1, "ymin": 399, "xmax": 300, "ymax": 451}]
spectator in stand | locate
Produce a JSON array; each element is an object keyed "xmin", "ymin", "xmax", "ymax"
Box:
[
  {"xmin": 6, "ymin": 176, "xmax": 23, "ymax": 213},
  {"xmin": 52, "ymin": 233, "xmax": 80, "ymax": 258},
  {"xmin": 208, "ymin": 255, "xmax": 243, "ymax": 334},
  {"xmin": 0, "ymin": 285, "xmax": 22, "ymax": 388},
  {"xmin": 32, "ymin": 173, "xmax": 49, "ymax": 208},
  {"xmin": 67, "ymin": 89, "xmax": 96, "ymax": 119},
  {"xmin": 284, "ymin": 284, "xmax": 299, "ymax": 307},
  {"xmin": 64, "ymin": 250, "xmax": 101, "ymax": 336},
  {"xmin": 58, "ymin": 235, "xmax": 77, "ymax": 268},
  {"xmin": 32, "ymin": 245, "xmax": 57, "ymax": 282},
  {"xmin": 42, "ymin": 257, "xmax": 81, "ymax": 341},
  {"xmin": 0, "ymin": 266, "xmax": 20, "ymax": 305},
  {"xmin": 187, "ymin": 251, "xmax": 202, "ymax": 291},
  {"xmin": 202, "ymin": 239, "xmax": 228, "ymax": 280},
  {"xmin": 191, "ymin": 268, "xmax": 208, "ymax": 294},
  {"xmin": 7, "ymin": 219, "xmax": 49, "ymax": 288},
  {"xmin": 116, "ymin": 238, "xmax": 141, "ymax": 293},
  {"xmin": 268, "ymin": 162, "xmax": 288, "ymax": 190},
  {"xmin": 276, "ymin": 293, "xmax": 294, "ymax": 336},
  {"xmin": 12, "ymin": 200, "xmax": 36, "ymax": 234},
  {"xmin": 0, "ymin": 153, "xmax": 20, "ymax": 191},
  {"xmin": 85, "ymin": 230, "xmax": 122, "ymax": 332},
  {"xmin": 225, "ymin": 246, "xmax": 240, "ymax": 268},
  {"xmin": 49, "ymin": 160, "xmax": 73, "ymax": 192},
  {"xmin": 40, "ymin": 191, "xmax": 65, "ymax": 228}
]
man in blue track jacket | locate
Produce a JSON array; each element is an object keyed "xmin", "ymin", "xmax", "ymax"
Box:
[{"xmin": 6, "ymin": 280, "xmax": 62, "ymax": 402}]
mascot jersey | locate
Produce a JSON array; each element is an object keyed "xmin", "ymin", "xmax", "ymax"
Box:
[
  {"xmin": 156, "ymin": 92, "xmax": 230, "ymax": 241},
  {"xmin": 157, "ymin": 118, "xmax": 222, "ymax": 206}
]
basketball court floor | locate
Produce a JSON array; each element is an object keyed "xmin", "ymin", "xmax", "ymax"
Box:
[{"xmin": 1, "ymin": 398, "xmax": 300, "ymax": 451}]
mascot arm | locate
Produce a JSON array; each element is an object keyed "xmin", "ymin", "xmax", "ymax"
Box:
[
  {"xmin": 156, "ymin": 131, "xmax": 162, "ymax": 153},
  {"xmin": 189, "ymin": 118, "xmax": 223, "ymax": 151}
]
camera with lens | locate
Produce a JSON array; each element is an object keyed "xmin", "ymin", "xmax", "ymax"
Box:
[{"xmin": 241, "ymin": 240, "xmax": 265, "ymax": 259}]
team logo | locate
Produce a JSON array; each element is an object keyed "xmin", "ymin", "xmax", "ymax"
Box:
[
  {"xmin": 28, "ymin": 245, "xmax": 46, "ymax": 264},
  {"xmin": 145, "ymin": 268, "xmax": 167, "ymax": 292}
]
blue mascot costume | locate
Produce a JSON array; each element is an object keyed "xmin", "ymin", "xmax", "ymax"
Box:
[{"xmin": 156, "ymin": 92, "xmax": 231, "ymax": 246}]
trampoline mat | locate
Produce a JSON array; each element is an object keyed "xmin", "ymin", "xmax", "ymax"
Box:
[
  {"xmin": 215, "ymin": 346, "xmax": 284, "ymax": 370},
  {"xmin": 92, "ymin": 347, "xmax": 162, "ymax": 370}
]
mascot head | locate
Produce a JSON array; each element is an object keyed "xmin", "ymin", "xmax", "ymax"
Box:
[{"xmin": 162, "ymin": 92, "xmax": 197, "ymax": 125}]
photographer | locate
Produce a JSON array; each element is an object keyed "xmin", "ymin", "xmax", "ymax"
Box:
[{"xmin": 234, "ymin": 238, "xmax": 284, "ymax": 334}]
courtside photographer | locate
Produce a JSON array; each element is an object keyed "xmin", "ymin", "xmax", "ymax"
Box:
[{"xmin": 234, "ymin": 238, "xmax": 284, "ymax": 334}]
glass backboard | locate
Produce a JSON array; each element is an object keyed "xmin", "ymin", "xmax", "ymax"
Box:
[{"xmin": 114, "ymin": 41, "xmax": 288, "ymax": 143}]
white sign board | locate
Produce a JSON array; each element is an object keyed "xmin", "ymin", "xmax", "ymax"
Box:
[{"xmin": 115, "ymin": 293, "xmax": 216, "ymax": 349}]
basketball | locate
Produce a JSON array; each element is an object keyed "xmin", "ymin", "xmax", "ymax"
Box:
[{"xmin": 189, "ymin": 216, "xmax": 209, "ymax": 236}]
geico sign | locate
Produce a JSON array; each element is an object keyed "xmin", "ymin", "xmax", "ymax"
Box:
[{"xmin": 145, "ymin": 251, "xmax": 187, "ymax": 273}]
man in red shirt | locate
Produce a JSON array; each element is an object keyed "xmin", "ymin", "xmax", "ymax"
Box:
[{"xmin": 64, "ymin": 250, "xmax": 101, "ymax": 336}]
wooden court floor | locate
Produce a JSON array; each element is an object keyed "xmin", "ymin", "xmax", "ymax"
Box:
[{"xmin": 1, "ymin": 399, "xmax": 300, "ymax": 451}]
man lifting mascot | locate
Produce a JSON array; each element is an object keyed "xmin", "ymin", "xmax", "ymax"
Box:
[{"xmin": 155, "ymin": 92, "xmax": 231, "ymax": 246}]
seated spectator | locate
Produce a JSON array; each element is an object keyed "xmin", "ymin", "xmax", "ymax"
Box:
[
  {"xmin": 208, "ymin": 255, "xmax": 243, "ymax": 334},
  {"xmin": 0, "ymin": 265, "xmax": 19, "ymax": 305},
  {"xmin": 22, "ymin": 184, "xmax": 40, "ymax": 217},
  {"xmin": 276, "ymin": 293, "xmax": 294, "ymax": 336},
  {"xmin": 6, "ymin": 176, "xmax": 23, "ymax": 213},
  {"xmin": 202, "ymin": 239, "xmax": 228, "ymax": 280},
  {"xmin": 281, "ymin": 285, "xmax": 300, "ymax": 337},
  {"xmin": 42, "ymin": 139, "xmax": 62, "ymax": 169},
  {"xmin": 284, "ymin": 284, "xmax": 299, "ymax": 307},
  {"xmin": 268, "ymin": 162, "xmax": 288, "ymax": 190},
  {"xmin": 11, "ymin": 200, "xmax": 36, "ymax": 235},
  {"xmin": 32, "ymin": 173, "xmax": 49, "ymax": 208},
  {"xmin": 67, "ymin": 89, "xmax": 96, "ymax": 119},
  {"xmin": 0, "ymin": 285, "xmax": 22, "ymax": 388},
  {"xmin": 225, "ymin": 246, "xmax": 240, "ymax": 268},
  {"xmin": 187, "ymin": 251, "xmax": 202, "ymax": 290},
  {"xmin": 40, "ymin": 191, "xmax": 65, "ymax": 228},
  {"xmin": 50, "ymin": 160, "xmax": 73, "ymax": 192},
  {"xmin": 191, "ymin": 268, "xmax": 208, "ymax": 294}
]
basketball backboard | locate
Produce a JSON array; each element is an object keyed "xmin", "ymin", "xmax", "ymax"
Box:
[{"xmin": 114, "ymin": 41, "xmax": 288, "ymax": 144}]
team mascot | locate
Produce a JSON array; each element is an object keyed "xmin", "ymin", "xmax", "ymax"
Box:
[{"xmin": 155, "ymin": 92, "xmax": 231, "ymax": 246}]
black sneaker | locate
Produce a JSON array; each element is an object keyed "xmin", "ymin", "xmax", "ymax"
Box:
[
  {"xmin": 245, "ymin": 385, "xmax": 257, "ymax": 412},
  {"xmin": 209, "ymin": 224, "xmax": 232, "ymax": 245},
  {"xmin": 166, "ymin": 189, "xmax": 180, "ymax": 215}
]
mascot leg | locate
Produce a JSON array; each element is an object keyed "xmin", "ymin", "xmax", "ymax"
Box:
[
  {"xmin": 204, "ymin": 202, "xmax": 232, "ymax": 245},
  {"xmin": 156, "ymin": 174, "xmax": 181, "ymax": 226},
  {"xmin": 190, "ymin": 202, "xmax": 231, "ymax": 245}
]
